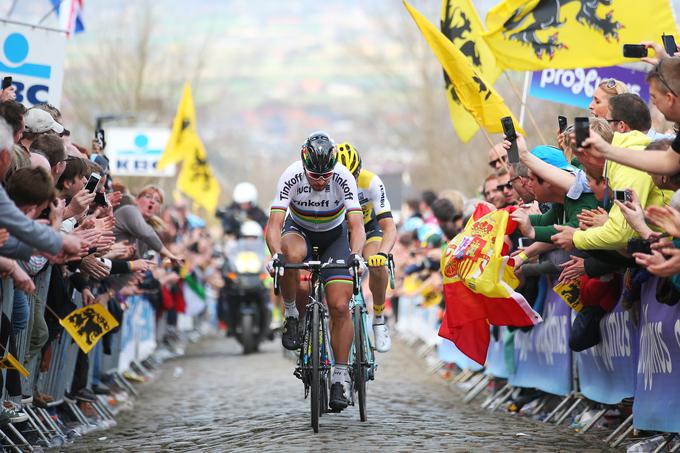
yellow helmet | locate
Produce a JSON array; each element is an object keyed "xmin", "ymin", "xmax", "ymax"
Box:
[{"xmin": 336, "ymin": 142, "xmax": 362, "ymax": 175}]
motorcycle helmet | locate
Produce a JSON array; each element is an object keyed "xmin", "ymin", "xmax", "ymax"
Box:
[
  {"xmin": 300, "ymin": 131, "xmax": 337, "ymax": 174},
  {"xmin": 233, "ymin": 182, "xmax": 258, "ymax": 205},
  {"xmin": 240, "ymin": 220, "xmax": 263, "ymax": 238}
]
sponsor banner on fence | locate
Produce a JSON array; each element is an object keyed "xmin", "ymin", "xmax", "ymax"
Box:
[
  {"xmin": 438, "ymin": 338, "xmax": 483, "ymax": 372},
  {"xmin": 529, "ymin": 66, "xmax": 649, "ymax": 109},
  {"xmin": 136, "ymin": 297, "xmax": 157, "ymax": 362},
  {"xmin": 107, "ymin": 128, "xmax": 175, "ymax": 177},
  {"xmin": 0, "ymin": 23, "xmax": 66, "ymax": 107},
  {"xmin": 576, "ymin": 298, "xmax": 637, "ymax": 405},
  {"xmin": 485, "ymin": 327, "xmax": 509, "ymax": 379},
  {"xmin": 509, "ymin": 288, "xmax": 572, "ymax": 396},
  {"xmin": 633, "ymin": 278, "xmax": 680, "ymax": 433}
]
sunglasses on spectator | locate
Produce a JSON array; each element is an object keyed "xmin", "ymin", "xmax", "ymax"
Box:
[
  {"xmin": 654, "ymin": 59, "xmax": 678, "ymax": 97},
  {"xmin": 496, "ymin": 182, "xmax": 513, "ymax": 191},
  {"xmin": 488, "ymin": 155, "xmax": 507, "ymax": 168},
  {"xmin": 605, "ymin": 118, "xmax": 621, "ymax": 124},
  {"xmin": 306, "ymin": 170, "xmax": 333, "ymax": 181}
]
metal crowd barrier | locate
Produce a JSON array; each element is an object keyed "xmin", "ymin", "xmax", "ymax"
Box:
[{"xmin": 396, "ymin": 276, "xmax": 680, "ymax": 449}]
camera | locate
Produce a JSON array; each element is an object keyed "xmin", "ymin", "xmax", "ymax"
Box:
[
  {"xmin": 662, "ymin": 34, "xmax": 677, "ymax": 55},
  {"xmin": 501, "ymin": 116, "xmax": 519, "ymax": 163},
  {"xmin": 518, "ymin": 237, "xmax": 534, "ymax": 248},
  {"xmin": 627, "ymin": 238, "xmax": 652, "ymax": 255},
  {"xmin": 558, "ymin": 115, "xmax": 567, "ymax": 134},
  {"xmin": 623, "ymin": 44, "xmax": 648, "ymax": 58},
  {"xmin": 574, "ymin": 117, "xmax": 590, "ymax": 148},
  {"xmin": 1, "ymin": 76, "xmax": 12, "ymax": 90},
  {"xmin": 614, "ymin": 189, "xmax": 632, "ymax": 203}
]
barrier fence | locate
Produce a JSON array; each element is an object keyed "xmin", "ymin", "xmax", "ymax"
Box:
[
  {"xmin": 0, "ymin": 267, "xmax": 217, "ymax": 450},
  {"xmin": 397, "ymin": 276, "xmax": 680, "ymax": 449}
]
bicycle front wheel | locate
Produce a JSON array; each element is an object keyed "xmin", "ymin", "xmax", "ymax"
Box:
[
  {"xmin": 353, "ymin": 305, "xmax": 367, "ymax": 422},
  {"xmin": 311, "ymin": 303, "xmax": 321, "ymax": 433}
]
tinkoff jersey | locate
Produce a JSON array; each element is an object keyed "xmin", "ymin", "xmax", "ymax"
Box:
[
  {"xmin": 271, "ymin": 161, "xmax": 362, "ymax": 232},
  {"xmin": 357, "ymin": 169, "xmax": 392, "ymax": 225}
]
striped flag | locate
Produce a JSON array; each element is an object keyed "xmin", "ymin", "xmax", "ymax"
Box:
[{"xmin": 50, "ymin": 0, "xmax": 85, "ymax": 36}]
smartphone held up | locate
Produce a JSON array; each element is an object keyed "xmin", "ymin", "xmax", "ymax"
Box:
[{"xmin": 501, "ymin": 116, "xmax": 519, "ymax": 163}]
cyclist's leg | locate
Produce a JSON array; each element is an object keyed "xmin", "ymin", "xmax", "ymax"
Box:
[
  {"xmin": 319, "ymin": 224, "xmax": 354, "ymax": 409},
  {"xmin": 363, "ymin": 227, "xmax": 392, "ymax": 352},
  {"xmin": 362, "ymin": 239, "xmax": 388, "ymax": 320},
  {"xmin": 280, "ymin": 218, "xmax": 309, "ymax": 349}
]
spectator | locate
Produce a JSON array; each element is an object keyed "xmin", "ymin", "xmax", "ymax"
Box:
[
  {"xmin": 20, "ymin": 108, "xmax": 63, "ymax": 151},
  {"xmin": 30, "ymin": 134, "xmax": 67, "ymax": 181},
  {"xmin": 588, "ymin": 78, "xmax": 629, "ymax": 118},
  {"xmin": 488, "ymin": 143, "xmax": 508, "ymax": 171},
  {"xmin": 496, "ymin": 168, "xmax": 517, "ymax": 206},
  {"xmin": 483, "ymin": 174, "xmax": 504, "ymax": 208}
]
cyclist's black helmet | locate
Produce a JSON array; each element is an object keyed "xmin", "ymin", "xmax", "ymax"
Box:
[{"xmin": 301, "ymin": 131, "xmax": 337, "ymax": 173}]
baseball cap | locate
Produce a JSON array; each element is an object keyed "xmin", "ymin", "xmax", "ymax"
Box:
[
  {"xmin": 531, "ymin": 145, "xmax": 576, "ymax": 172},
  {"xmin": 24, "ymin": 108, "xmax": 64, "ymax": 134}
]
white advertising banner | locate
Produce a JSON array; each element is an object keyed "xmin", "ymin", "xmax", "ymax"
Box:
[
  {"xmin": 107, "ymin": 127, "xmax": 176, "ymax": 177},
  {"xmin": 0, "ymin": 22, "xmax": 66, "ymax": 107}
]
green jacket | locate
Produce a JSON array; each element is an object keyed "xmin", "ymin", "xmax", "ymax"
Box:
[{"xmin": 529, "ymin": 192, "xmax": 599, "ymax": 243}]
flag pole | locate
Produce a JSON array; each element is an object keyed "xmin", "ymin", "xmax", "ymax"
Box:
[
  {"xmin": 503, "ymin": 72, "xmax": 547, "ymax": 144},
  {"xmin": 518, "ymin": 72, "xmax": 531, "ymax": 129}
]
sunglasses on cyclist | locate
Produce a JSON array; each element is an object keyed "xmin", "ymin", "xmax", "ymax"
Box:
[
  {"xmin": 306, "ymin": 170, "xmax": 334, "ymax": 181},
  {"xmin": 489, "ymin": 155, "xmax": 507, "ymax": 168}
]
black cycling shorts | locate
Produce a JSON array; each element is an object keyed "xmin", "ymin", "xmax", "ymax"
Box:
[
  {"xmin": 282, "ymin": 217, "xmax": 352, "ymax": 285},
  {"xmin": 364, "ymin": 217, "xmax": 383, "ymax": 244}
]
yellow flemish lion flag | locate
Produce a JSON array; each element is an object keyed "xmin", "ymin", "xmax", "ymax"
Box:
[
  {"xmin": 177, "ymin": 142, "xmax": 220, "ymax": 213},
  {"xmin": 60, "ymin": 304, "xmax": 119, "ymax": 354},
  {"xmin": 158, "ymin": 82, "xmax": 198, "ymax": 169},
  {"xmin": 440, "ymin": 0, "xmax": 502, "ymax": 142},
  {"xmin": 483, "ymin": 0, "xmax": 680, "ymax": 70},
  {"xmin": 0, "ymin": 353, "xmax": 29, "ymax": 377},
  {"xmin": 554, "ymin": 278, "xmax": 584, "ymax": 312},
  {"xmin": 404, "ymin": 1, "xmax": 524, "ymax": 136}
]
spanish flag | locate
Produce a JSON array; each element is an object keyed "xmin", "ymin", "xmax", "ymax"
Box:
[
  {"xmin": 440, "ymin": 204, "xmax": 541, "ymax": 364},
  {"xmin": 158, "ymin": 82, "xmax": 199, "ymax": 169},
  {"xmin": 483, "ymin": 0, "xmax": 680, "ymax": 70},
  {"xmin": 440, "ymin": 0, "xmax": 502, "ymax": 143},
  {"xmin": 60, "ymin": 303, "xmax": 119, "ymax": 354},
  {"xmin": 404, "ymin": 1, "xmax": 523, "ymax": 136}
]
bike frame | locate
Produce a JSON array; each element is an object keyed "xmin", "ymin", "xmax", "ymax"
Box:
[{"xmin": 348, "ymin": 284, "xmax": 376, "ymax": 386}]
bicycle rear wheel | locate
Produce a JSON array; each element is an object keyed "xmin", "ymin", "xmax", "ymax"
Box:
[
  {"xmin": 353, "ymin": 305, "xmax": 367, "ymax": 422},
  {"xmin": 311, "ymin": 303, "xmax": 321, "ymax": 433}
]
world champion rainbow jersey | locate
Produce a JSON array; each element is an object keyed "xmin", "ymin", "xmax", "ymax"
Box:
[{"xmin": 271, "ymin": 161, "xmax": 362, "ymax": 232}]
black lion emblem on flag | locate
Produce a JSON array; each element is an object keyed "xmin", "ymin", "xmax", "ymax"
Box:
[
  {"xmin": 67, "ymin": 307, "xmax": 109, "ymax": 345},
  {"xmin": 503, "ymin": 0, "xmax": 622, "ymax": 60}
]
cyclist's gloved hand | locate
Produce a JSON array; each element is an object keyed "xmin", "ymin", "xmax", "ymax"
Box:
[
  {"xmin": 348, "ymin": 253, "xmax": 367, "ymax": 277},
  {"xmin": 266, "ymin": 253, "xmax": 284, "ymax": 276},
  {"xmin": 367, "ymin": 252, "xmax": 388, "ymax": 267}
]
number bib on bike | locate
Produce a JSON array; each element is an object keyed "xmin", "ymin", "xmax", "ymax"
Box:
[{"xmin": 271, "ymin": 161, "xmax": 361, "ymax": 232}]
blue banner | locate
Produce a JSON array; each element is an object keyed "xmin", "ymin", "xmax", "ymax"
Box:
[
  {"xmin": 509, "ymin": 289, "xmax": 572, "ymax": 396},
  {"xmin": 529, "ymin": 66, "xmax": 649, "ymax": 109},
  {"xmin": 576, "ymin": 298, "xmax": 637, "ymax": 404},
  {"xmin": 485, "ymin": 327, "xmax": 510, "ymax": 379},
  {"xmin": 633, "ymin": 278, "xmax": 680, "ymax": 433}
]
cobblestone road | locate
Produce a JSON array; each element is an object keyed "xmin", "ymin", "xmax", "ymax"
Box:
[{"xmin": 73, "ymin": 335, "xmax": 615, "ymax": 452}]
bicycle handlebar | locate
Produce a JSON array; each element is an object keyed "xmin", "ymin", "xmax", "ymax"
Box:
[{"xmin": 273, "ymin": 261, "xmax": 361, "ymax": 296}]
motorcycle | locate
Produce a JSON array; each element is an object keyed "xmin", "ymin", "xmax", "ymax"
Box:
[{"xmin": 220, "ymin": 237, "xmax": 271, "ymax": 354}]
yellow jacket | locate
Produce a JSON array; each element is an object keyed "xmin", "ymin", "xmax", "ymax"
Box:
[{"xmin": 573, "ymin": 131, "xmax": 671, "ymax": 251}]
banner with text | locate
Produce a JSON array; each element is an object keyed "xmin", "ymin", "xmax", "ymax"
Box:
[
  {"xmin": 529, "ymin": 66, "xmax": 649, "ymax": 109},
  {"xmin": 107, "ymin": 128, "xmax": 175, "ymax": 177},
  {"xmin": 576, "ymin": 298, "xmax": 637, "ymax": 405},
  {"xmin": 509, "ymin": 288, "xmax": 572, "ymax": 396},
  {"xmin": 0, "ymin": 23, "xmax": 66, "ymax": 107},
  {"xmin": 633, "ymin": 278, "xmax": 680, "ymax": 433}
]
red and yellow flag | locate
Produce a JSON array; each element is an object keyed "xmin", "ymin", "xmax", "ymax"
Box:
[{"xmin": 439, "ymin": 204, "xmax": 541, "ymax": 364}]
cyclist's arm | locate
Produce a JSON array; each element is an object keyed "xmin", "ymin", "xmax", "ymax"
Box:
[
  {"xmin": 265, "ymin": 210, "xmax": 285, "ymax": 255},
  {"xmin": 347, "ymin": 212, "xmax": 366, "ymax": 254},
  {"xmin": 369, "ymin": 173, "xmax": 396, "ymax": 254},
  {"xmin": 377, "ymin": 217, "xmax": 397, "ymax": 255}
]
